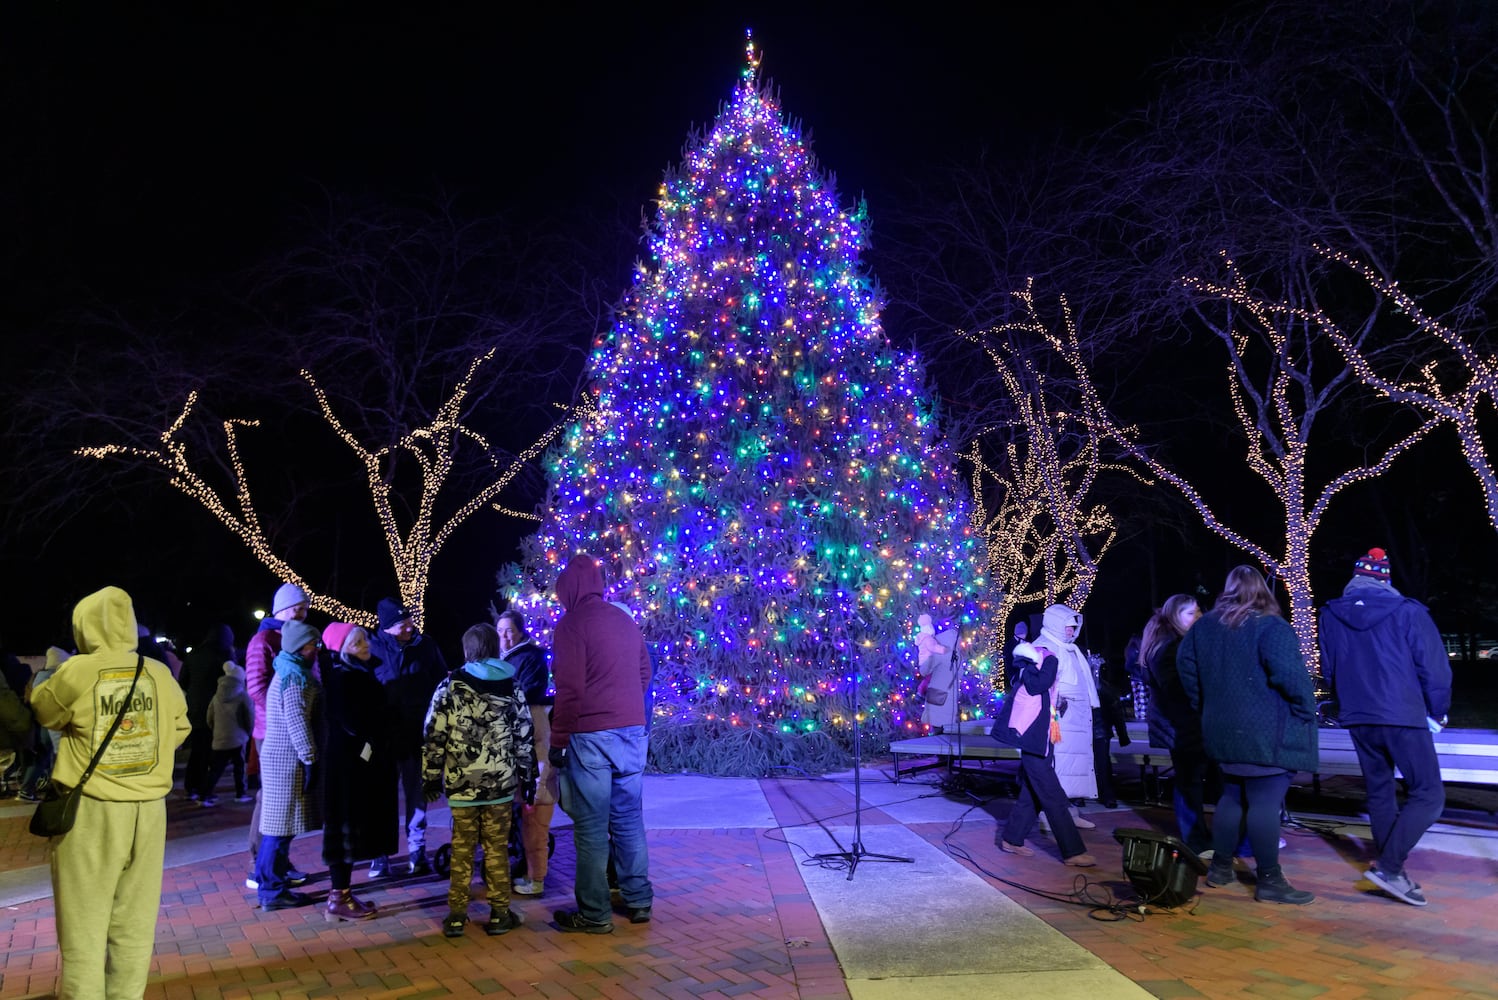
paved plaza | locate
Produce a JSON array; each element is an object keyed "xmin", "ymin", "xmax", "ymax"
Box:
[{"xmin": 2, "ymin": 760, "xmax": 1497, "ymax": 999}]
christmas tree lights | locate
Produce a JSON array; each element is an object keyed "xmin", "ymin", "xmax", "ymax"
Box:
[{"xmin": 500, "ymin": 35, "xmax": 995, "ymax": 774}]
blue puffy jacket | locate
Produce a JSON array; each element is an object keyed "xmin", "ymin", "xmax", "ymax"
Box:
[{"xmin": 1319, "ymin": 583, "xmax": 1450, "ymax": 728}]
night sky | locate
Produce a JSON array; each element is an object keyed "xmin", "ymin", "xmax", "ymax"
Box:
[{"xmin": 4, "ymin": 2, "xmax": 1249, "ymax": 654}]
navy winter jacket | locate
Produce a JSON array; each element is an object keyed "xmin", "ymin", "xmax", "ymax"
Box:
[{"xmin": 1318, "ymin": 584, "xmax": 1451, "ymax": 728}]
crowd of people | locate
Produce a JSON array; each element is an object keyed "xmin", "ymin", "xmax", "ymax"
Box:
[
  {"xmin": 0, "ymin": 545, "xmax": 1457, "ymax": 995},
  {"xmin": 994, "ymin": 548, "xmax": 1451, "ymax": 909},
  {"xmin": 4, "ymin": 550, "xmax": 656, "ymax": 998}
]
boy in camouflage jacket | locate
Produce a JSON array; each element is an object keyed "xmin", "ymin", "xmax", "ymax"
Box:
[{"xmin": 422, "ymin": 623, "xmax": 536, "ymax": 937}]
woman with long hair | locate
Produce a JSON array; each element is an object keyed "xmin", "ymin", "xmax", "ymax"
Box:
[
  {"xmin": 1178, "ymin": 566, "xmax": 1318, "ymax": 904},
  {"xmin": 1140, "ymin": 594, "xmax": 1207, "ymax": 850}
]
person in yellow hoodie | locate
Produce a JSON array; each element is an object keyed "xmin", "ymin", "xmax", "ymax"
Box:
[{"xmin": 30, "ymin": 586, "xmax": 190, "ymax": 1000}]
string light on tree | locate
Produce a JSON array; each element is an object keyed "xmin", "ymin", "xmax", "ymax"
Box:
[
  {"xmin": 1312, "ymin": 245, "xmax": 1498, "ymax": 533},
  {"xmin": 499, "ymin": 33, "xmax": 995, "ymax": 774},
  {"xmin": 1048, "ymin": 253, "xmax": 1438, "ymax": 674},
  {"xmin": 80, "ymin": 350, "xmax": 585, "ymax": 630},
  {"xmin": 960, "ymin": 282, "xmax": 1122, "ymax": 646}
]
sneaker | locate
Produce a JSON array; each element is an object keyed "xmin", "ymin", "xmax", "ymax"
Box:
[
  {"xmin": 368, "ymin": 856, "xmax": 392, "ymax": 879},
  {"xmin": 245, "ymin": 874, "xmax": 259, "ymax": 890},
  {"xmin": 407, "ymin": 848, "xmax": 432, "ymax": 877},
  {"xmin": 1365, "ymin": 866, "xmax": 1428, "ymax": 907},
  {"xmin": 442, "ymin": 912, "xmax": 468, "ymax": 938},
  {"xmin": 1062, "ymin": 853, "xmax": 1097, "ymax": 868},
  {"xmin": 628, "ymin": 906, "xmax": 652, "ymax": 924},
  {"xmin": 199, "ymin": 797, "xmax": 219, "ymax": 808},
  {"xmin": 512, "ymin": 877, "xmax": 545, "ymax": 896},
  {"xmin": 17, "ymin": 790, "xmax": 41, "ymax": 803},
  {"xmin": 553, "ymin": 909, "xmax": 614, "ymax": 934},
  {"xmin": 234, "ymin": 794, "xmax": 254, "ymax": 803},
  {"xmin": 1197, "ymin": 849, "xmax": 1215, "ymax": 862},
  {"xmin": 484, "ymin": 908, "xmax": 524, "ymax": 936},
  {"xmin": 998, "ymin": 840, "xmax": 1034, "ymax": 857},
  {"xmin": 285, "ymin": 869, "xmax": 309, "ymax": 887}
]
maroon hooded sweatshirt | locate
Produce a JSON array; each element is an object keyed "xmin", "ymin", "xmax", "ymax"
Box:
[{"xmin": 550, "ymin": 553, "xmax": 652, "ymax": 749}]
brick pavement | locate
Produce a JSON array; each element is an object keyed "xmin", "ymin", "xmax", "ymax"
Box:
[{"xmin": 2, "ymin": 770, "xmax": 1497, "ymax": 998}]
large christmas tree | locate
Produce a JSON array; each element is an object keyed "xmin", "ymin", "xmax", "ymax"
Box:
[{"xmin": 501, "ymin": 37, "xmax": 995, "ymax": 775}]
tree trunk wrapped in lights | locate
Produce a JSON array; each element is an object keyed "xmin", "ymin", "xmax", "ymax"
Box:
[
  {"xmin": 499, "ymin": 37, "xmax": 996, "ymax": 775},
  {"xmin": 1052, "ymin": 255, "xmax": 1439, "ymax": 674}
]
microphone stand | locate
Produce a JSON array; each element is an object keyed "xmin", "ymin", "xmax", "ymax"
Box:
[{"xmin": 812, "ymin": 665, "xmax": 913, "ymax": 880}]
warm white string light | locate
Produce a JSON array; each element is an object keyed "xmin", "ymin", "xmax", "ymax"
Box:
[
  {"xmin": 961, "ymin": 281, "xmax": 1121, "ymax": 641},
  {"xmin": 1071, "ymin": 254, "xmax": 1441, "ymax": 674},
  {"xmin": 79, "ymin": 350, "xmax": 589, "ymax": 630}
]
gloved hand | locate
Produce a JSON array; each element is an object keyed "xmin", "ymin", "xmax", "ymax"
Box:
[{"xmin": 548, "ymin": 745, "xmax": 568, "ymax": 769}]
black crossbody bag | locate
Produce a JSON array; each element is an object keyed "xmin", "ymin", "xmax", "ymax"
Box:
[{"xmin": 30, "ymin": 653, "xmax": 145, "ymax": 838}]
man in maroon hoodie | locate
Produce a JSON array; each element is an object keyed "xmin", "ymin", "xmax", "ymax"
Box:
[{"xmin": 548, "ymin": 553, "xmax": 654, "ymax": 934}]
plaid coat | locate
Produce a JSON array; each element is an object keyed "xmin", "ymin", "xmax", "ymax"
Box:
[{"xmin": 258, "ymin": 659, "xmax": 322, "ymax": 837}]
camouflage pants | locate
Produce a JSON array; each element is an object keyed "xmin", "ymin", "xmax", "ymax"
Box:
[{"xmin": 448, "ymin": 802, "xmax": 512, "ymax": 915}]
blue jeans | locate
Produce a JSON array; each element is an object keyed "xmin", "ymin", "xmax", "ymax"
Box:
[
  {"xmin": 396, "ymin": 754, "xmax": 427, "ymax": 854},
  {"xmin": 558, "ymin": 726, "xmax": 652, "ymax": 923},
  {"xmin": 1350, "ymin": 724, "xmax": 1444, "ymax": 877},
  {"xmin": 1170, "ymin": 749, "xmax": 1212, "ymax": 854},
  {"xmin": 254, "ymin": 834, "xmax": 293, "ymax": 903}
]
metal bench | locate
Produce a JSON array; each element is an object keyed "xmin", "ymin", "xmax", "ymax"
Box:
[{"xmin": 889, "ymin": 720, "xmax": 1498, "ymax": 796}]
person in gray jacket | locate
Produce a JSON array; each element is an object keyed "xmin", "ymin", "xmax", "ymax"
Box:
[{"xmin": 1319, "ymin": 547, "xmax": 1451, "ymax": 907}]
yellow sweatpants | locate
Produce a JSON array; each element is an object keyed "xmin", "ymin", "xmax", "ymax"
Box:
[{"xmin": 50, "ymin": 795, "xmax": 167, "ymax": 1000}]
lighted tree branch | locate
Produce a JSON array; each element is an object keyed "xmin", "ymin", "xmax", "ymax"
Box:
[
  {"xmin": 1073, "ymin": 255, "xmax": 1440, "ymax": 670},
  {"xmin": 1310, "ymin": 245, "xmax": 1498, "ymax": 532},
  {"xmin": 961, "ymin": 282, "xmax": 1121, "ymax": 635},
  {"xmin": 80, "ymin": 350, "xmax": 587, "ymax": 630}
]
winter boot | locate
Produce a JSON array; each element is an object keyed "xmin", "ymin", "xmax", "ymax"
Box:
[
  {"xmin": 1205, "ymin": 860, "xmax": 1236, "ymax": 888},
  {"xmin": 1254, "ymin": 867, "xmax": 1315, "ymax": 905},
  {"xmin": 326, "ymin": 888, "xmax": 377, "ymax": 922}
]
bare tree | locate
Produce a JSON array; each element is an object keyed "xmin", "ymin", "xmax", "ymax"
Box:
[
  {"xmin": 1080, "ymin": 253, "xmax": 1441, "ymax": 669},
  {"xmin": 961, "ymin": 283, "xmax": 1121, "ymax": 634},
  {"xmin": 1312, "ymin": 246, "xmax": 1498, "ymax": 530},
  {"xmin": 13, "ymin": 192, "xmax": 615, "ymax": 622},
  {"xmin": 77, "ymin": 355, "xmax": 592, "ymax": 629}
]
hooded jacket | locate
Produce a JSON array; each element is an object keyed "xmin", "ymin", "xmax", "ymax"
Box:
[
  {"xmin": 31, "ymin": 586, "xmax": 190, "ymax": 801},
  {"xmin": 1319, "ymin": 579, "xmax": 1451, "ymax": 728},
  {"xmin": 549, "ymin": 553, "xmax": 652, "ymax": 748},
  {"xmin": 989, "ymin": 642, "xmax": 1060, "ymax": 755},
  {"xmin": 207, "ymin": 662, "xmax": 255, "ymax": 751},
  {"xmin": 422, "ymin": 658, "xmax": 536, "ymax": 803}
]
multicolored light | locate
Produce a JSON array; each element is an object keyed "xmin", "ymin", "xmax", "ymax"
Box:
[{"xmin": 501, "ymin": 36, "xmax": 995, "ymax": 769}]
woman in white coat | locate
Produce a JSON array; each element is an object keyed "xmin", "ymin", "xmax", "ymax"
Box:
[{"xmin": 1038, "ymin": 604, "xmax": 1098, "ymax": 829}]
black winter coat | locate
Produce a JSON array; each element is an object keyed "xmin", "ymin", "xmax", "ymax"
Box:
[
  {"xmin": 370, "ymin": 631, "xmax": 449, "ymax": 757},
  {"xmin": 1145, "ymin": 637, "xmax": 1201, "ymax": 755},
  {"xmin": 1177, "ymin": 611, "xmax": 1318, "ymax": 774},
  {"xmin": 320, "ymin": 652, "xmax": 399, "ymax": 865}
]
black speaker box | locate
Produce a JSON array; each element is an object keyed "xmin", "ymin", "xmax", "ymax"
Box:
[{"xmin": 1112, "ymin": 827, "xmax": 1208, "ymax": 907}]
